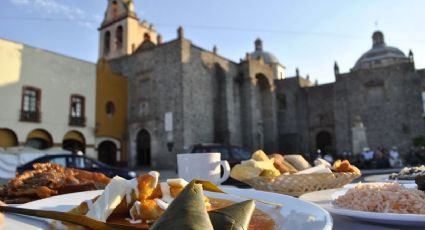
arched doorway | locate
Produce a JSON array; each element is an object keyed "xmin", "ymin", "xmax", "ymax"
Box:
[
  {"xmin": 316, "ymin": 131, "xmax": 332, "ymax": 153},
  {"xmin": 26, "ymin": 129, "xmax": 53, "ymax": 150},
  {"xmin": 0, "ymin": 129, "xmax": 18, "ymax": 148},
  {"xmin": 136, "ymin": 129, "xmax": 151, "ymax": 166},
  {"xmin": 63, "ymin": 131, "xmax": 85, "ymax": 154},
  {"xmin": 255, "ymin": 73, "xmax": 273, "ymax": 151},
  {"xmin": 213, "ymin": 64, "xmax": 228, "ymax": 144},
  {"xmin": 98, "ymin": 141, "xmax": 117, "ymax": 166}
]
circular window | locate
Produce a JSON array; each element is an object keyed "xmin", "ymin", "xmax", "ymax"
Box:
[{"xmin": 106, "ymin": 101, "xmax": 115, "ymax": 117}]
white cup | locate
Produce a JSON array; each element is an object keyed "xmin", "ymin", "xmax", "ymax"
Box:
[{"xmin": 177, "ymin": 152, "xmax": 230, "ymax": 185}]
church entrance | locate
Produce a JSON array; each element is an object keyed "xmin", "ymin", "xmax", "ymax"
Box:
[
  {"xmin": 98, "ymin": 141, "xmax": 117, "ymax": 166},
  {"xmin": 136, "ymin": 129, "xmax": 151, "ymax": 166},
  {"xmin": 316, "ymin": 131, "xmax": 332, "ymax": 153}
]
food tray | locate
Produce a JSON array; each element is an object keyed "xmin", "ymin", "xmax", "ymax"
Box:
[{"xmin": 242, "ymin": 172, "xmax": 361, "ymax": 197}]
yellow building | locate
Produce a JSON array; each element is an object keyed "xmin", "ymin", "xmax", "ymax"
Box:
[{"xmin": 95, "ymin": 59, "xmax": 128, "ymax": 166}]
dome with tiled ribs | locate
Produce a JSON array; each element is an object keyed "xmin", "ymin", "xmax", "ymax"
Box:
[
  {"xmin": 250, "ymin": 38, "xmax": 279, "ymax": 64},
  {"xmin": 353, "ymin": 31, "xmax": 409, "ymax": 70}
]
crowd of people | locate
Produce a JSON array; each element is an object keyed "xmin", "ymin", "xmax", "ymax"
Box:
[{"xmin": 301, "ymin": 146, "xmax": 423, "ymax": 170}]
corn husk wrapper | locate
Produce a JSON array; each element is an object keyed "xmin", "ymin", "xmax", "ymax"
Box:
[
  {"xmin": 209, "ymin": 200, "xmax": 255, "ymax": 230},
  {"xmin": 150, "ymin": 181, "xmax": 213, "ymax": 230}
]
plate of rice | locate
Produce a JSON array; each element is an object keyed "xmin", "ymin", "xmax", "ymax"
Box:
[{"xmin": 328, "ymin": 183, "xmax": 425, "ymax": 226}]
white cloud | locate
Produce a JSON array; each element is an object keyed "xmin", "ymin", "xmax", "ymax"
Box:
[{"xmin": 9, "ymin": 0, "xmax": 100, "ymax": 29}]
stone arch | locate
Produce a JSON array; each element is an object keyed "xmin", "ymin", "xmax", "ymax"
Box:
[
  {"xmin": 136, "ymin": 129, "xmax": 151, "ymax": 166},
  {"xmin": 98, "ymin": 141, "xmax": 117, "ymax": 165},
  {"xmin": 0, "ymin": 128, "xmax": 18, "ymax": 148},
  {"xmin": 115, "ymin": 25, "xmax": 123, "ymax": 49},
  {"xmin": 213, "ymin": 63, "xmax": 228, "ymax": 144},
  {"xmin": 255, "ymin": 73, "xmax": 274, "ymax": 151},
  {"xmin": 96, "ymin": 137, "xmax": 121, "ymax": 165},
  {"xmin": 63, "ymin": 130, "xmax": 86, "ymax": 154},
  {"xmin": 316, "ymin": 130, "xmax": 333, "ymax": 153},
  {"xmin": 26, "ymin": 129, "xmax": 53, "ymax": 150},
  {"xmin": 253, "ymin": 71, "xmax": 274, "ymax": 90}
]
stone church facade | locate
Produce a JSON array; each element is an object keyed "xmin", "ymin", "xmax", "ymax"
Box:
[
  {"xmin": 277, "ymin": 31, "xmax": 425, "ymax": 156},
  {"xmin": 97, "ymin": 0, "xmax": 425, "ymax": 168},
  {"xmin": 98, "ymin": 0, "xmax": 285, "ymax": 168}
]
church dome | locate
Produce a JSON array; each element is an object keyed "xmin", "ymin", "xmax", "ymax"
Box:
[
  {"xmin": 353, "ymin": 31, "xmax": 409, "ymax": 70},
  {"xmin": 250, "ymin": 38, "xmax": 279, "ymax": 64}
]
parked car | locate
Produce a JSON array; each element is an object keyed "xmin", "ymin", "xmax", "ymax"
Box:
[
  {"xmin": 188, "ymin": 143, "xmax": 251, "ymax": 167},
  {"xmin": 16, "ymin": 154, "xmax": 137, "ymax": 179},
  {"xmin": 188, "ymin": 143, "xmax": 252, "ymax": 186}
]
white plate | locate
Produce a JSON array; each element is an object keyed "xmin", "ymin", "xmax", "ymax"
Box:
[
  {"xmin": 3, "ymin": 188, "xmax": 333, "ymax": 230},
  {"xmin": 300, "ymin": 183, "xmax": 425, "ymax": 227},
  {"xmin": 364, "ymin": 174, "xmax": 415, "ymax": 184}
]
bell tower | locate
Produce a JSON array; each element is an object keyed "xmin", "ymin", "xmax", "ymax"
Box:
[{"xmin": 99, "ymin": 0, "xmax": 158, "ymax": 60}]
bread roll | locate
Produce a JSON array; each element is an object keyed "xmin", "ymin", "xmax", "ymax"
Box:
[
  {"xmin": 269, "ymin": 154, "xmax": 298, "ymax": 174},
  {"xmin": 230, "ymin": 164, "xmax": 262, "ymax": 181},
  {"xmin": 314, "ymin": 158, "xmax": 332, "ymax": 168},
  {"xmin": 251, "ymin": 150, "xmax": 269, "ymax": 161},
  {"xmin": 283, "ymin": 155, "xmax": 311, "ymax": 171}
]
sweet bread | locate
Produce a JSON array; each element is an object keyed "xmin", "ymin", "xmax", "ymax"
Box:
[
  {"xmin": 283, "ymin": 155, "xmax": 311, "ymax": 171},
  {"xmin": 269, "ymin": 154, "xmax": 298, "ymax": 174}
]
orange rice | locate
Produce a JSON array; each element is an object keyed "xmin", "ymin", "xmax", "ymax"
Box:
[{"xmin": 333, "ymin": 183, "xmax": 425, "ymax": 214}]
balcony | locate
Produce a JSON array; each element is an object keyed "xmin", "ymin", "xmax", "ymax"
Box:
[
  {"xmin": 20, "ymin": 111, "xmax": 41, "ymax": 122},
  {"xmin": 69, "ymin": 116, "xmax": 86, "ymax": 127}
]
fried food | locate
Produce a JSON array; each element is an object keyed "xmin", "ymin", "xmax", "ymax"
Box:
[
  {"xmin": 68, "ymin": 172, "xmax": 212, "ymax": 225},
  {"xmin": 333, "ymin": 160, "xmax": 360, "ymax": 174},
  {"xmin": 0, "ymin": 163, "xmax": 111, "ymax": 204},
  {"xmin": 130, "ymin": 199, "xmax": 165, "ymax": 220}
]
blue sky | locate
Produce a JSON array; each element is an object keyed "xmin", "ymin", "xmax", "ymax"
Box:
[{"xmin": 1, "ymin": 0, "xmax": 424, "ymax": 83}]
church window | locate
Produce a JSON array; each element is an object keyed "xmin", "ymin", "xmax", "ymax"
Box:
[
  {"xmin": 106, "ymin": 101, "xmax": 115, "ymax": 118},
  {"xmin": 144, "ymin": 33, "xmax": 151, "ymax": 42},
  {"xmin": 104, "ymin": 31, "xmax": 111, "ymax": 54},
  {"xmin": 116, "ymin": 26, "xmax": 123, "ymax": 49}
]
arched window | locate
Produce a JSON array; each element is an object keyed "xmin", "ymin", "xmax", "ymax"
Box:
[
  {"xmin": 104, "ymin": 31, "xmax": 111, "ymax": 54},
  {"xmin": 116, "ymin": 26, "xmax": 123, "ymax": 49},
  {"xmin": 143, "ymin": 33, "xmax": 151, "ymax": 42}
]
